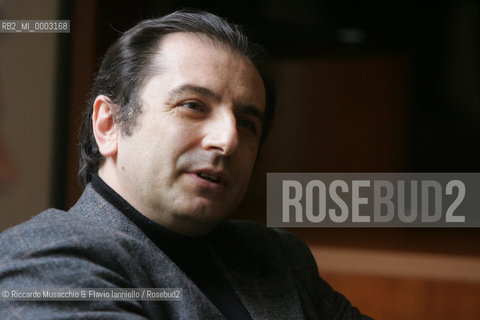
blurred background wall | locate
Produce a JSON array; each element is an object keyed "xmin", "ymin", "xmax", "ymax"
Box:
[
  {"xmin": 0, "ymin": 0, "xmax": 479, "ymax": 319},
  {"xmin": 0, "ymin": 0, "xmax": 59, "ymax": 229}
]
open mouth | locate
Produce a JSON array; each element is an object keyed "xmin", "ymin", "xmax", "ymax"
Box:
[{"xmin": 197, "ymin": 172, "xmax": 220, "ymax": 183}]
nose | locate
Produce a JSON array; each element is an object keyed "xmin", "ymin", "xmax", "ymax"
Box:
[{"xmin": 202, "ymin": 112, "xmax": 239, "ymax": 156}]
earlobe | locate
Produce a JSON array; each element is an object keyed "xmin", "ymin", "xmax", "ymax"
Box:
[{"xmin": 92, "ymin": 95, "xmax": 118, "ymax": 158}]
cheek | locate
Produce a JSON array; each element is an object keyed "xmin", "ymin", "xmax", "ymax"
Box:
[
  {"xmin": 164, "ymin": 118, "xmax": 202, "ymax": 144},
  {"xmin": 144, "ymin": 118, "xmax": 195, "ymax": 150}
]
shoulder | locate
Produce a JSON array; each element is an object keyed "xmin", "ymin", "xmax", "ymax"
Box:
[
  {"xmin": 0, "ymin": 184, "xmax": 150, "ymax": 260},
  {"xmin": 0, "ymin": 206, "xmax": 150, "ymax": 287},
  {"xmin": 0, "ymin": 208, "xmax": 73, "ymax": 254},
  {"xmin": 0, "ymin": 207, "xmax": 131, "ymax": 255},
  {"xmin": 0, "ymin": 208, "xmax": 158, "ymax": 318}
]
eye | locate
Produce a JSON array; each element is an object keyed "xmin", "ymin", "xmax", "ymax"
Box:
[
  {"xmin": 237, "ymin": 118, "xmax": 258, "ymax": 134},
  {"xmin": 178, "ymin": 100, "xmax": 205, "ymax": 112}
]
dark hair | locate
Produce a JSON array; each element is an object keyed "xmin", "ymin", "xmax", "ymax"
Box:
[{"xmin": 78, "ymin": 9, "xmax": 275, "ymax": 186}]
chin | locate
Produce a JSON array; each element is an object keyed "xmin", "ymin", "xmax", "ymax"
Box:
[{"xmin": 177, "ymin": 202, "xmax": 231, "ymax": 224}]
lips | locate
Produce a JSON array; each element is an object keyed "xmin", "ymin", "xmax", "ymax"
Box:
[
  {"xmin": 197, "ymin": 172, "xmax": 220, "ymax": 183},
  {"xmin": 192, "ymin": 169, "xmax": 228, "ymax": 187}
]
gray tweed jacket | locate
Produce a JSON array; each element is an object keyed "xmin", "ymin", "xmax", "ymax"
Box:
[{"xmin": 0, "ymin": 184, "xmax": 370, "ymax": 319}]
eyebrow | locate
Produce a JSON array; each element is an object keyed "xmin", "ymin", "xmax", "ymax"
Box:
[
  {"xmin": 168, "ymin": 83, "xmax": 265, "ymax": 123},
  {"xmin": 168, "ymin": 84, "xmax": 221, "ymax": 102}
]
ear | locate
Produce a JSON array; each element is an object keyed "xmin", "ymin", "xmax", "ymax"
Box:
[{"xmin": 92, "ymin": 95, "xmax": 118, "ymax": 158}]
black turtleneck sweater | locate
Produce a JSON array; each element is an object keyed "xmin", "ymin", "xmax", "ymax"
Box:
[{"xmin": 91, "ymin": 174, "xmax": 253, "ymax": 320}]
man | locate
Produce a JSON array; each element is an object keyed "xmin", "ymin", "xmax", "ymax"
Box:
[{"xmin": 0, "ymin": 10, "xmax": 371, "ymax": 319}]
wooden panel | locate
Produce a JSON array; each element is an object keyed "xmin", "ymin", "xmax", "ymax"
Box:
[
  {"xmin": 309, "ymin": 245, "xmax": 480, "ymax": 282},
  {"xmin": 321, "ymin": 272, "xmax": 480, "ymax": 320},
  {"xmin": 307, "ymin": 245, "xmax": 480, "ymax": 319},
  {"xmin": 263, "ymin": 55, "xmax": 410, "ymax": 172}
]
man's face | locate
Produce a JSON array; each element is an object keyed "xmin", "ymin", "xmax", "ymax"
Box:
[{"xmin": 111, "ymin": 33, "xmax": 266, "ymax": 235}]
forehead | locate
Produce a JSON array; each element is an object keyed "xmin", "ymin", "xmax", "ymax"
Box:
[{"xmin": 145, "ymin": 32, "xmax": 266, "ymax": 109}]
